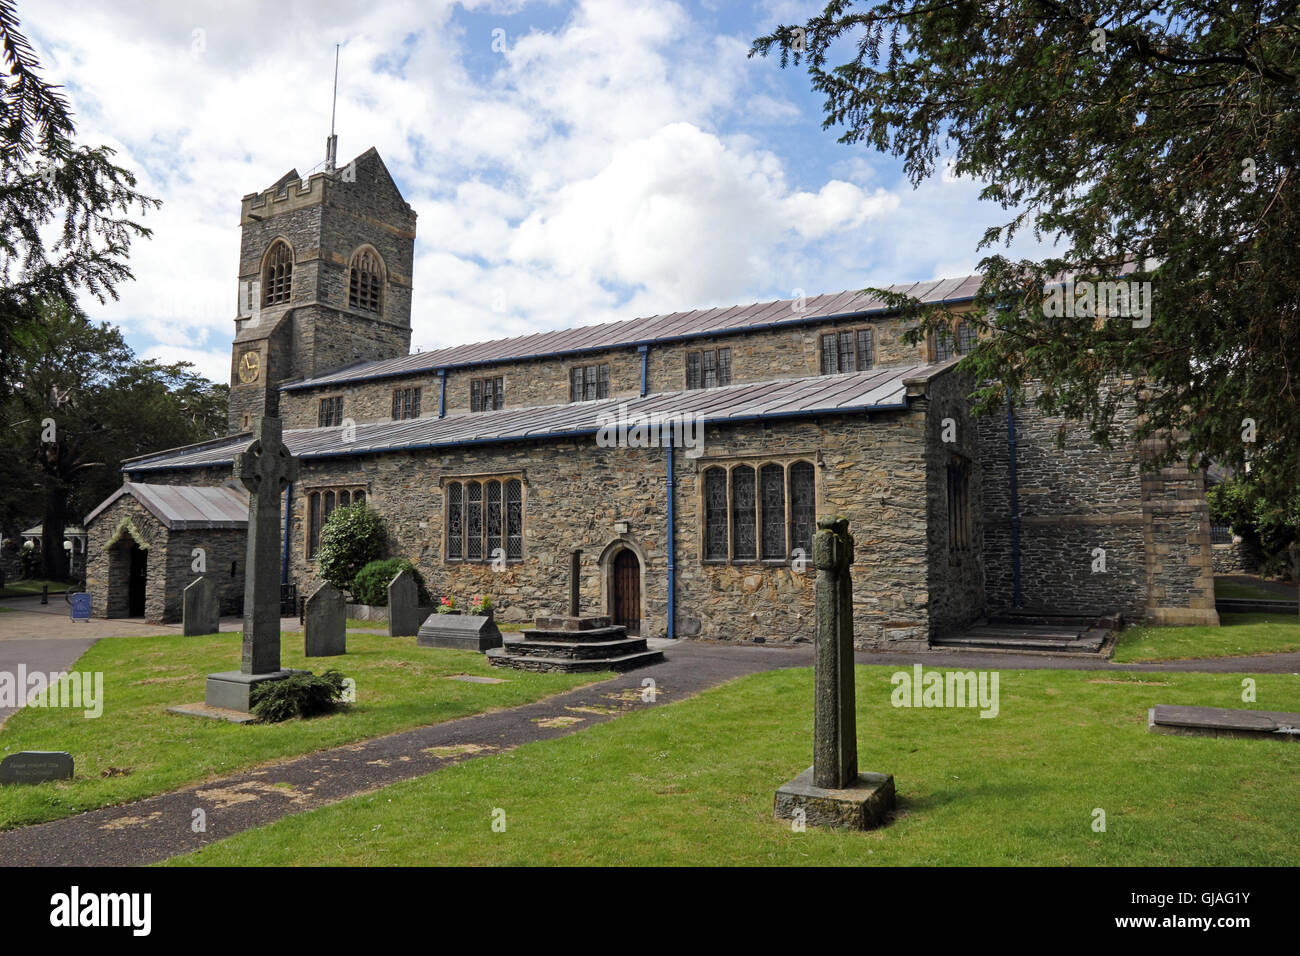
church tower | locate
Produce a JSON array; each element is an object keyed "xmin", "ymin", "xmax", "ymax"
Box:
[{"xmin": 227, "ymin": 148, "xmax": 417, "ymax": 434}]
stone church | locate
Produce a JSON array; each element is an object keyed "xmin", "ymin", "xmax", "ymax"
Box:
[{"xmin": 82, "ymin": 147, "xmax": 1219, "ymax": 646}]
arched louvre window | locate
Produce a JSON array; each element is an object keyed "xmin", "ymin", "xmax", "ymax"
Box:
[
  {"xmin": 760, "ymin": 464, "xmax": 786, "ymax": 560},
  {"xmin": 790, "ymin": 461, "xmax": 816, "ymax": 557},
  {"xmin": 446, "ymin": 483, "xmax": 463, "ymax": 560},
  {"xmin": 465, "ymin": 481, "xmax": 482, "ymax": 560},
  {"xmin": 731, "ymin": 466, "xmax": 756, "ymax": 561},
  {"xmin": 703, "ymin": 467, "xmax": 728, "ymax": 560},
  {"xmin": 338, "ymin": 489, "xmax": 351, "ymax": 508},
  {"xmin": 262, "ymin": 240, "xmax": 293, "ymax": 306},
  {"xmin": 349, "ymin": 248, "xmax": 383, "ymax": 313},
  {"xmin": 505, "ymin": 479, "xmax": 523, "ymax": 560},
  {"xmin": 485, "ymin": 480, "xmax": 502, "ymax": 560}
]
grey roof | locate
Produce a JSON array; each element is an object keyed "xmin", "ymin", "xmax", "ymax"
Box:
[
  {"xmin": 84, "ymin": 482, "xmax": 249, "ymax": 530},
  {"xmin": 21, "ymin": 524, "xmax": 86, "ymax": 537},
  {"xmin": 127, "ymin": 363, "xmax": 942, "ymax": 473},
  {"xmin": 282, "ymin": 275, "xmax": 981, "ymax": 392}
]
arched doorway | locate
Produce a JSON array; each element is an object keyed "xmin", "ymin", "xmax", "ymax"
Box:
[
  {"xmin": 126, "ymin": 543, "xmax": 148, "ymax": 617},
  {"xmin": 611, "ymin": 549, "xmax": 641, "ymax": 634}
]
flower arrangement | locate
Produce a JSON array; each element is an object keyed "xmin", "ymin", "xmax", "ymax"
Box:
[
  {"xmin": 469, "ymin": 594, "xmax": 494, "ymax": 616},
  {"xmin": 436, "ymin": 595, "xmax": 458, "ymax": 615}
]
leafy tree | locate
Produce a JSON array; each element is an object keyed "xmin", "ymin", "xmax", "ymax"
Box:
[
  {"xmin": 351, "ymin": 557, "xmax": 430, "ymax": 607},
  {"xmin": 316, "ymin": 504, "xmax": 387, "ymax": 598},
  {"xmin": 1209, "ymin": 477, "xmax": 1300, "ymax": 579},
  {"xmin": 1, "ymin": 0, "xmax": 159, "ymax": 410},
  {"xmin": 753, "ymin": 2, "xmax": 1299, "ymax": 516},
  {"xmin": 0, "ymin": 301, "xmax": 228, "ymax": 578}
]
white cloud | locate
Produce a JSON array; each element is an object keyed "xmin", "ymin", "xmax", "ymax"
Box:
[{"xmin": 21, "ymin": 0, "xmax": 1045, "ymax": 382}]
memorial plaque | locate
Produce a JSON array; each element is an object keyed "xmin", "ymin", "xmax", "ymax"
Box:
[{"xmin": 0, "ymin": 751, "xmax": 74, "ymax": 785}]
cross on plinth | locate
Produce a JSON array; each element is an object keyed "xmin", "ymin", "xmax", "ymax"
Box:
[
  {"xmin": 772, "ymin": 515, "xmax": 896, "ymax": 830},
  {"xmin": 233, "ymin": 416, "xmax": 298, "ymax": 675},
  {"xmin": 812, "ymin": 515, "xmax": 857, "ymax": 789}
]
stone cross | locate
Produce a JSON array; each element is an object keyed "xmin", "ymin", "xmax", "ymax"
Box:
[
  {"xmin": 813, "ymin": 516, "xmax": 857, "ymax": 789},
  {"xmin": 232, "ymin": 416, "xmax": 297, "ymax": 674},
  {"xmin": 568, "ymin": 549, "xmax": 582, "ymax": 617}
]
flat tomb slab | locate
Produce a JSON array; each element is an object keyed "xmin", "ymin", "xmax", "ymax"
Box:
[
  {"xmin": 1148, "ymin": 705, "xmax": 1300, "ymax": 741},
  {"xmin": 417, "ymin": 613, "xmax": 503, "ymax": 652},
  {"xmin": 773, "ymin": 766, "xmax": 896, "ymax": 831},
  {"xmin": 168, "ymin": 702, "xmax": 259, "ymax": 724},
  {"xmin": 204, "ymin": 669, "xmax": 305, "ymax": 713}
]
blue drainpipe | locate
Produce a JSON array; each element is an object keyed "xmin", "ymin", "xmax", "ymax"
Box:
[
  {"xmin": 281, "ymin": 482, "xmax": 292, "ymax": 586},
  {"xmin": 1006, "ymin": 397, "xmax": 1022, "ymax": 608},
  {"xmin": 638, "ymin": 345, "xmax": 649, "ymax": 397},
  {"xmin": 437, "ymin": 369, "xmax": 447, "ymax": 418},
  {"xmin": 666, "ymin": 431, "xmax": 676, "ymax": 638}
]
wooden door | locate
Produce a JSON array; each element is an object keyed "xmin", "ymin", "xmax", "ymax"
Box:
[{"xmin": 613, "ymin": 550, "xmax": 640, "ymax": 633}]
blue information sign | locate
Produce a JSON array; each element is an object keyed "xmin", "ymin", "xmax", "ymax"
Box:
[{"xmin": 70, "ymin": 592, "xmax": 91, "ymax": 622}]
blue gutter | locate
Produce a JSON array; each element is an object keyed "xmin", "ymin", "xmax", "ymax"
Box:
[
  {"xmin": 278, "ymin": 297, "xmax": 978, "ymax": 394},
  {"xmin": 125, "ymin": 400, "xmax": 913, "ymax": 471},
  {"xmin": 437, "ymin": 369, "xmax": 446, "ymax": 418},
  {"xmin": 281, "ymin": 482, "xmax": 292, "ymax": 586},
  {"xmin": 1006, "ymin": 397, "xmax": 1022, "ymax": 608},
  {"xmin": 666, "ymin": 430, "xmax": 676, "ymax": 638},
  {"xmin": 638, "ymin": 345, "xmax": 648, "ymax": 397}
]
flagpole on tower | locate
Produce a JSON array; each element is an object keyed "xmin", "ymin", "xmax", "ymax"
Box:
[{"xmin": 325, "ymin": 43, "xmax": 340, "ymax": 171}]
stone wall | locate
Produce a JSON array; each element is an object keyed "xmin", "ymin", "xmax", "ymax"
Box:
[
  {"xmin": 258, "ymin": 406, "xmax": 935, "ymax": 649},
  {"xmin": 275, "ymin": 309, "xmax": 956, "ymax": 431},
  {"xmin": 85, "ymin": 496, "xmax": 170, "ymax": 623},
  {"xmin": 1212, "ymin": 539, "xmax": 1260, "ymax": 575},
  {"xmin": 166, "ymin": 528, "xmax": 247, "ymax": 621},
  {"xmin": 922, "ymin": 367, "xmax": 985, "ymax": 635},
  {"xmin": 976, "ymin": 387, "xmax": 1216, "ymax": 624},
  {"xmin": 977, "ymin": 394, "xmax": 1147, "ymax": 621}
]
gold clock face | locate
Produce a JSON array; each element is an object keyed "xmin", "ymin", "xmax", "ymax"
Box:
[{"xmin": 238, "ymin": 351, "xmax": 260, "ymax": 384}]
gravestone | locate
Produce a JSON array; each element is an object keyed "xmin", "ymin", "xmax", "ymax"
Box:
[
  {"xmin": 418, "ymin": 612, "xmax": 503, "ymax": 652},
  {"xmin": 388, "ymin": 568, "xmax": 422, "ymax": 637},
  {"xmin": 304, "ymin": 582, "xmax": 346, "ymax": 657},
  {"xmin": 182, "ymin": 576, "xmax": 219, "ymax": 636},
  {"xmin": 204, "ymin": 416, "xmax": 302, "ymax": 712},
  {"xmin": 0, "ymin": 751, "xmax": 74, "ymax": 785},
  {"xmin": 773, "ymin": 516, "xmax": 895, "ymax": 830}
]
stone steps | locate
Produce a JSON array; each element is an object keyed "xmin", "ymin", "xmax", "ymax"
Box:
[
  {"xmin": 486, "ymin": 614, "xmax": 664, "ymax": 673},
  {"xmin": 486, "ymin": 646, "xmax": 665, "ymax": 673},
  {"xmin": 504, "ymin": 636, "xmax": 650, "ymax": 660},
  {"xmin": 517, "ymin": 625, "xmax": 631, "ymax": 643},
  {"xmin": 932, "ymin": 625, "xmax": 1110, "ymax": 656}
]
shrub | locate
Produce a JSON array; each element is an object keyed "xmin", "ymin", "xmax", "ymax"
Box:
[
  {"xmin": 317, "ymin": 504, "xmax": 386, "ymax": 597},
  {"xmin": 250, "ymin": 670, "xmax": 350, "ymax": 723},
  {"xmin": 351, "ymin": 557, "xmax": 430, "ymax": 607}
]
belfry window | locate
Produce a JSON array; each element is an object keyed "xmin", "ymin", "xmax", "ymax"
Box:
[
  {"xmin": 349, "ymin": 248, "xmax": 383, "ymax": 314},
  {"xmin": 262, "ymin": 240, "xmax": 293, "ymax": 307}
]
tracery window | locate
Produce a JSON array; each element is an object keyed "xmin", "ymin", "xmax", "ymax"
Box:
[
  {"xmin": 445, "ymin": 477, "xmax": 525, "ymax": 563},
  {"xmin": 306, "ymin": 486, "xmax": 366, "ymax": 558},
  {"xmin": 702, "ymin": 459, "xmax": 816, "ymax": 564}
]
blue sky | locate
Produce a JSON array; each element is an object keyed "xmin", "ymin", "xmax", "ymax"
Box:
[{"xmin": 26, "ymin": 0, "xmax": 1048, "ymax": 384}]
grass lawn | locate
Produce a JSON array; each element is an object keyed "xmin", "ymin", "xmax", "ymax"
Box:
[
  {"xmin": 0, "ymin": 629, "xmax": 603, "ymax": 830},
  {"xmin": 0, "ymin": 578, "xmax": 71, "ymax": 600},
  {"xmin": 1215, "ymin": 579, "xmax": 1295, "ymax": 601},
  {"xmin": 167, "ymin": 664, "xmax": 1300, "ymax": 866},
  {"xmin": 1113, "ymin": 613, "xmax": 1300, "ymax": 662}
]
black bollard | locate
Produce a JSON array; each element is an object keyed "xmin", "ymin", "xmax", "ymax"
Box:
[{"xmin": 41, "ymin": 585, "xmax": 49, "ymax": 605}]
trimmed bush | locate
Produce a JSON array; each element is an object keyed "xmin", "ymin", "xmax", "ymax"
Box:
[
  {"xmin": 317, "ymin": 504, "xmax": 386, "ymax": 597},
  {"xmin": 351, "ymin": 557, "xmax": 430, "ymax": 607},
  {"xmin": 250, "ymin": 670, "xmax": 350, "ymax": 723}
]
